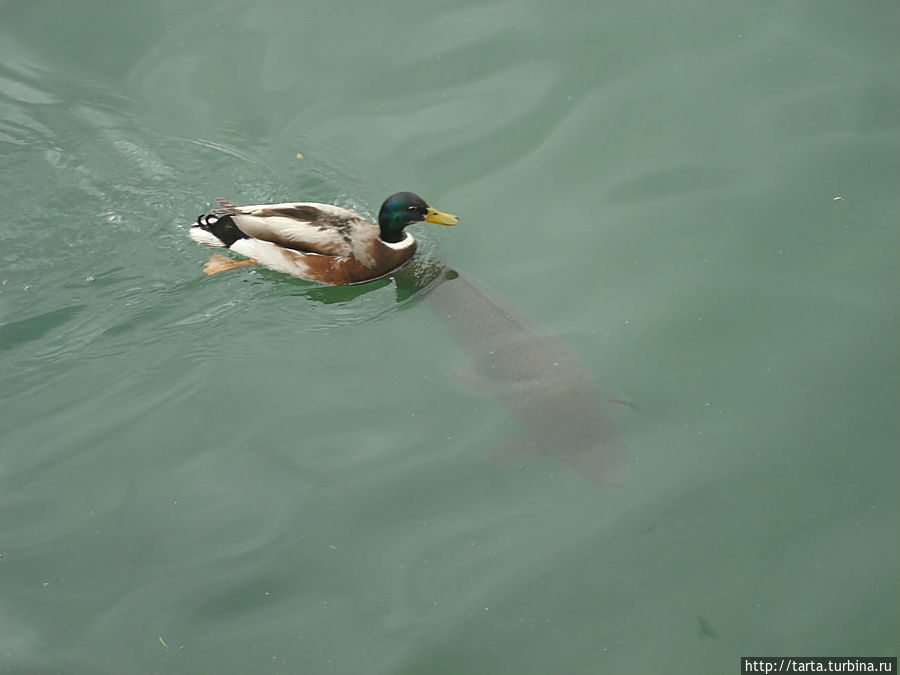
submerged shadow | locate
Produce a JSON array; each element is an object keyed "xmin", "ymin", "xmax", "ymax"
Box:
[
  {"xmin": 252, "ymin": 255, "xmax": 630, "ymax": 488},
  {"xmin": 395, "ymin": 259, "xmax": 630, "ymax": 489}
]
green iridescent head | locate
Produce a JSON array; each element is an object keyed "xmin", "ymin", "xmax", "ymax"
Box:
[{"xmin": 378, "ymin": 192, "xmax": 458, "ymax": 242}]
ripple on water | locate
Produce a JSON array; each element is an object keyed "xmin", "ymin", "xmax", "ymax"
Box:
[{"xmin": 206, "ymin": 246, "xmax": 446, "ymax": 336}]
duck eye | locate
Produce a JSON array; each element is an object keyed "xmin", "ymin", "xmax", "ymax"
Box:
[{"xmin": 408, "ymin": 206, "xmax": 416, "ymax": 211}]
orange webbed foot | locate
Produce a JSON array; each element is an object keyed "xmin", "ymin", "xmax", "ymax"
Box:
[{"xmin": 203, "ymin": 253, "xmax": 259, "ymax": 276}]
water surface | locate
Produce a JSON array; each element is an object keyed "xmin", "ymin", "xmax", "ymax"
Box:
[{"xmin": 1, "ymin": 2, "xmax": 897, "ymax": 673}]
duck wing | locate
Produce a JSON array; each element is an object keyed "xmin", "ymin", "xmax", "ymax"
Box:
[{"xmin": 211, "ymin": 200, "xmax": 371, "ymax": 257}]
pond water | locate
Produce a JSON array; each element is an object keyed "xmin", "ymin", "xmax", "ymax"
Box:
[{"xmin": 1, "ymin": 2, "xmax": 897, "ymax": 673}]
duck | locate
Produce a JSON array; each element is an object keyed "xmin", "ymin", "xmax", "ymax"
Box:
[{"xmin": 189, "ymin": 191, "xmax": 458, "ymax": 285}]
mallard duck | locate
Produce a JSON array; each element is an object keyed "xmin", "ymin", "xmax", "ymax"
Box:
[{"xmin": 189, "ymin": 192, "xmax": 458, "ymax": 284}]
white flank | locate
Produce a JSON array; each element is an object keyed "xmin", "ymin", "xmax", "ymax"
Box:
[
  {"xmin": 230, "ymin": 239, "xmax": 312, "ymax": 278},
  {"xmin": 189, "ymin": 226, "xmax": 225, "ymax": 247},
  {"xmin": 231, "ymin": 214, "xmax": 352, "ymax": 256},
  {"xmin": 224, "ymin": 202, "xmax": 370, "ymax": 258},
  {"xmin": 232, "ymin": 202, "xmax": 363, "ymax": 222}
]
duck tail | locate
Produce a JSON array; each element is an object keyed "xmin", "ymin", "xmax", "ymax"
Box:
[
  {"xmin": 211, "ymin": 198, "xmax": 241, "ymax": 214},
  {"xmin": 189, "ymin": 212, "xmax": 247, "ymax": 247}
]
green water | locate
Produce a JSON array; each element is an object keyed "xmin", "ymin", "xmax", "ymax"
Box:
[{"xmin": 1, "ymin": 2, "xmax": 897, "ymax": 673}]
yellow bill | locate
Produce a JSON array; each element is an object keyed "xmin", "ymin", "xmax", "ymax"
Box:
[{"xmin": 424, "ymin": 206, "xmax": 459, "ymax": 226}]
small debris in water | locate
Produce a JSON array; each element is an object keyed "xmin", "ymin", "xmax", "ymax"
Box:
[{"xmin": 697, "ymin": 616, "xmax": 717, "ymax": 638}]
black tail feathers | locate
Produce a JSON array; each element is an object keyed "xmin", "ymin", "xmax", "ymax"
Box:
[{"xmin": 194, "ymin": 213, "xmax": 247, "ymax": 247}]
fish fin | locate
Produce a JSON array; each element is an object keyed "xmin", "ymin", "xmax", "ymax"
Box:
[
  {"xmin": 489, "ymin": 436, "xmax": 541, "ymax": 468},
  {"xmin": 599, "ymin": 388, "xmax": 639, "ymax": 418},
  {"xmin": 564, "ymin": 440, "xmax": 630, "ymax": 489}
]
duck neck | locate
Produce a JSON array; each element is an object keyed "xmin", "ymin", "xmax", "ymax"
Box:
[
  {"xmin": 381, "ymin": 230, "xmax": 406, "ymax": 244},
  {"xmin": 378, "ymin": 218, "xmax": 407, "ymax": 243}
]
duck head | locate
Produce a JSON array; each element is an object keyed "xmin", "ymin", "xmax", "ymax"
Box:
[{"xmin": 378, "ymin": 192, "xmax": 458, "ymax": 242}]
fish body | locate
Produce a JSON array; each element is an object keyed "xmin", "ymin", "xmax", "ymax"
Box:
[{"xmin": 422, "ymin": 270, "xmax": 629, "ymax": 489}]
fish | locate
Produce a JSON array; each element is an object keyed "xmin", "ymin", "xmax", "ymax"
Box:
[{"xmin": 407, "ymin": 264, "xmax": 630, "ymax": 489}]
